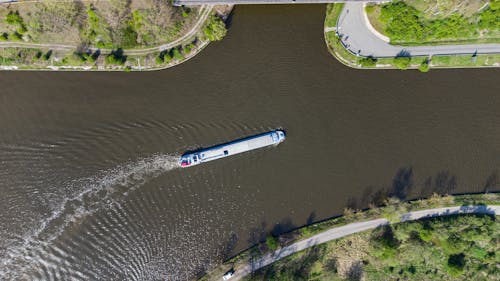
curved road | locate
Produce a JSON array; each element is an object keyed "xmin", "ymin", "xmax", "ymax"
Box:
[
  {"xmin": 229, "ymin": 204, "xmax": 500, "ymax": 280},
  {"xmin": 331, "ymin": 2, "xmax": 500, "ymax": 58},
  {"xmin": 0, "ymin": 4, "xmax": 212, "ymax": 56}
]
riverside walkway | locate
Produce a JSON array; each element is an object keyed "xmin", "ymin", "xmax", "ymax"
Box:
[{"xmin": 227, "ymin": 205, "xmax": 499, "ymax": 280}]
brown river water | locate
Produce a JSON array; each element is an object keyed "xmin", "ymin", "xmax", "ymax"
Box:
[{"xmin": 0, "ymin": 4, "xmax": 499, "ymax": 280}]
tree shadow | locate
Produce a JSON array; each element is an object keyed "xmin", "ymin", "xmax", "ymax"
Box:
[
  {"xmin": 396, "ymin": 49, "xmax": 411, "ymax": 57},
  {"xmin": 306, "ymin": 211, "xmax": 316, "ymax": 225},
  {"xmin": 223, "ymin": 6, "xmax": 235, "ymax": 28},
  {"xmin": 421, "ymin": 170, "xmax": 457, "ymax": 196},
  {"xmin": 248, "ymin": 221, "xmax": 267, "ymax": 245},
  {"xmin": 390, "ymin": 166, "xmax": 413, "ymax": 200},
  {"xmin": 220, "ymin": 233, "xmax": 238, "ymax": 261},
  {"xmin": 346, "ymin": 260, "xmax": 364, "ymax": 281},
  {"xmin": 483, "ymin": 170, "xmax": 498, "ymax": 193},
  {"xmin": 347, "ymin": 196, "xmax": 358, "ymax": 210},
  {"xmin": 270, "ymin": 218, "xmax": 296, "ymax": 237}
]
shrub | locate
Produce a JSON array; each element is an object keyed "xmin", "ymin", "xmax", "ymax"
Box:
[
  {"xmin": 358, "ymin": 56, "xmax": 377, "ymax": 67},
  {"xmin": 155, "ymin": 55, "xmax": 164, "ymax": 65},
  {"xmin": 41, "ymin": 50, "xmax": 52, "ymax": 61},
  {"xmin": 380, "ymin": 2, "xmax": 424, "ymax": 42},
  {"xmin": 171, "ymin": 47, "xmax": 183, "ymax": 60},
  {"xmin": 5, "ymin": 11, "xmax": 23, "ymax": 25},
  {"xmin": 418, "ymin": 59, "xmax": 430, "ymax": 72},
  {"xmin": 490, "ymin": 0, "xmax": 500, "ymax": 10},
  {"xmin": 163, "ymin": 52, "xmax": 172, "ymax": 63},
  {"xmin": 0, "ymin": 33, "xmax": 7, "ymax": 41},
  {"xmin": 62, "ymin": 53, "xmax": 87, "ymax": 64},
  {"xmin": 184, "ymin": 43, "xmax": 195, "ymax": 54},
  {"xmin": 181, "ymin": 7, "xmax": 190, "ymax": 18},
  {"xmin": 203, "ymin": 15, "xmax": 227, "ymax": 41},
  {"xmin": 84, "ymin": 51, "xmax": 98, "ymax": 63},
  {"xmin": 120, "ymin": 26, "xmax": 138, "ymax": 48},
  {"xmin": 34, "ymin": 51, "xmax": 42, "ymax": 60},
  {"xmin": 9, "ymin": 32, "xmax": 22, "ymax": 41},
  {"xmin": 393, "ymin": 56, "xmax": 411, "ymax": 69},
  {"xmin": 105, "ymin": 49, "xmax": 127, "ymax": 65},
  {"xmin": 265, "ymin": 236, "xmax": 279, "ymax": 251},
  {"xmin": 378, "ymin": 1, "xmax": 496, "ymax": 43},
  {"xmin": 446, "ymin": 253, "xmax": 465, "ymax": 276}
]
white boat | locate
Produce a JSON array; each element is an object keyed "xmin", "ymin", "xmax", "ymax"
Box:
[{"xmin": 179, "ymin": 130, "xmax": 285, "ymax": 167}]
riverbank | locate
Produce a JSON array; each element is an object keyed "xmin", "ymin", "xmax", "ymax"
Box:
[
  {"xmin": 324, "ymin": 3, "xmax": 500, "ymax": 70},
  {"xmin": 0, "ymin": 2, "xmax": 232, "ymax": 71},
  {"xmin": 200, "ymin": 193, "xmax": 499, "ymax": 280}
]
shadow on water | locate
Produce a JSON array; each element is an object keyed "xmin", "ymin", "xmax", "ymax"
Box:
[
  {"xmin": 483, "ymin": 170, "xmax": 499, "ymax": 193},
  {"xmin": 306, "ymin": 211, "xmax": 316, "ymax": 225},
  {"xmin": 219, "ymin": 167, "xmax": 499, "ymax": 267},
  {"xmin": 389, "ymin": 166, "xmax": 414, "ymax": 200},
  {"xmin": 223, "ymin": 7, "xmax": 235, "ymax": 29},
  {"xmin": 421, "ymin": 171, "xmax": 457, "ymax": 197}
]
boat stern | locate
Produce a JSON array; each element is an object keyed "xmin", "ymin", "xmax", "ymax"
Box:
[
  {"xmin": 179, "ymin": 153, "xmax": 201, "ymax": 168},
  {"xmin": 179, "ymin": 155, "xmax": 192, "ymax": 167}
]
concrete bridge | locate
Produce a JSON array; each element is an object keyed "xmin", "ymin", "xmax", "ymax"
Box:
[{"xmin": 174, "ymin": 0, "xmax": 382, "ymax": 6}]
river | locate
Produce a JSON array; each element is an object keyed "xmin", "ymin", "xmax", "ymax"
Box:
[{"xmin": 0, "ymin": 4, "xmax": 499, "ymax": 280}]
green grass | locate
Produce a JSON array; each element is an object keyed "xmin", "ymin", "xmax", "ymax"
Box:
[
  {"xmin": 324, "ymin": 3, "xmax": 343, "ymax": 28},
  {"xmin": 431, "ymin": 53, "xmax": 500, "ymax": 67},
  {"xmin": 248, "ymin": 214, "xmax": 499, "ymax": 281},
  {"xmin": 370, "ymin": 0, "xmax": 500, "ymax": 45}
]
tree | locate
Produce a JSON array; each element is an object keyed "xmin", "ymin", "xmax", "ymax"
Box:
[
  {"xmin": 204, "ymin": 15, "xmax": 227, "ymax": 42},
  {"xmin": 5, "ymin": 11, "xmax": 23, "ymax": 25},
  {"xmin": 155, "ymin": 55, "xmax": 164, "ymax": 65},
  {"xmin": 446, "ymin": 253, "xmax": 465, "ymax": 276},
  {"xmin": 265, "ymin": 235, "xmax": 279, "ymax": 251},
  {"xmin": 358, "ymin": 56, "xmax": 377, "ymax": 67},
  {"xmin": 105, "ymin": 49, "xmax": 126, "ymax": 65},
  {"xmin": 418, "ymin": 59, "xmax": 430, "ymax": 72},
  {"xmin": 393, "ymin": 56, "xmax": 411, "ymax": 70}
]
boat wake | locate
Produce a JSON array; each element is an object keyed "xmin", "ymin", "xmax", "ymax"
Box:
[{"xmin": 0, "ymin": 153, "xmax": 180, "ymax": 280}]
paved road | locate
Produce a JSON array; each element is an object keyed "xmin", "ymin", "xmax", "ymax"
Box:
[
  {"xmin": 0, "ymin": 5, "xmax": 212, "ymax": 56},
  {"xmin": 229, "ymin": 204, "xmax": 499, "ymax": 280},
  {"xmin": 331, "ymin": 2, "xmax": 500, "ymax": 58}
]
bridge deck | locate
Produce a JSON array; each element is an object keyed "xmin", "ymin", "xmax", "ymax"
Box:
[{"xmin": 174, "ymin": 0, "xmax": 368, "ymax": 6}]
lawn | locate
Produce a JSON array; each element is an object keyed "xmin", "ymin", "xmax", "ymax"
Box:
[{"xmin": 365, "ymin": 0, "xmax": 500, "ymax": 45}]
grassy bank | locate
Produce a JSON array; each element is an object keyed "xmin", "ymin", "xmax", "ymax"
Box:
[
  {"xmin": 365, "ymin": 0, "xmax": 500, "ymax": 46},
  {"xmin": 200, "ymin": 193, "xmax": 499, "ymax": 280},
  {"xmin": 0, "ymin": 1, "xmax": 230, "ymax": 71},
  {"xmin": 248, "ymin": 213, "xmax": 498, "ymax": 281},
  {"xmin": 325, "ymin": 3, "xmax": 500, "ymax": 70}
]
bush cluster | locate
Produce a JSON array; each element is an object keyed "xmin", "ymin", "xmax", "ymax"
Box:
[{"xmin": 380, "ymin": 1, "xmax": 500, "ymax": 43}]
